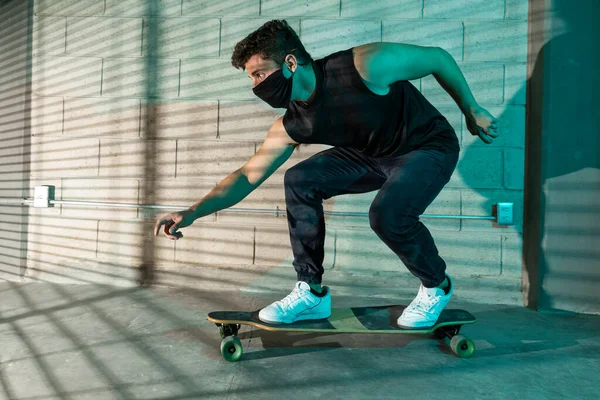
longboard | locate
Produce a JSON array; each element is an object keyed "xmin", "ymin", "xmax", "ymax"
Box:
[{"xmin": 207, "ymin": 305, "xmax": 476, "ymax": 361}]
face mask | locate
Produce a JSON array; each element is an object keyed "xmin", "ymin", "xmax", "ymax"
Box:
[{"xmin": 252, "ymin": 64, "xmax": 294, "ymax": 108}]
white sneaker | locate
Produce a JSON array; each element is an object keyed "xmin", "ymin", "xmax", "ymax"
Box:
[
  {"xmin": 397, "ymin": 274, "xmax": 454, "ymax": 329},
  {"xmin": 258, "ymin": 281, "xmax": 331, "ymax": 324}
]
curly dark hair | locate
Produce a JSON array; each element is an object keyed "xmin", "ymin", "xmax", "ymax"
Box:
[{"xmin": 231, "ymin": 19, "xmax": 313, "ymax": 70}]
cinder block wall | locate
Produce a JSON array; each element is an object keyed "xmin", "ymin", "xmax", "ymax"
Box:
[
  {"xmin": 12, "ymin": 0, "xmax": 528, "ymax": 303},
  {"xmin": 0, "ymin": 1, "xmax": 31, "ymax": 283}
]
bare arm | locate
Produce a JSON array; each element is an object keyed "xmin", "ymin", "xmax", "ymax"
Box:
[
  {"xmin": 154, "ymin": 117, "xmax": 297, "ymax": 238},
  {"xmin": 432, "ymin": 48, "xmax": 478, "ymax": 116},
  {"xmin": 432, "ymin": 49, "xmax": 499, "ymax": 142}
]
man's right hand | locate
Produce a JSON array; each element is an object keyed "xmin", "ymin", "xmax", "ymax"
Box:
[{"xmin": 154, "ymin": 209, "xmax": 196, "ymax": 240}]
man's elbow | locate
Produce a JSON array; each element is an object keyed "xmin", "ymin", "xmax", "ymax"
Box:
[{"xmin": 434, "ymin": 47, "xmax": 453, "ymax": 74}]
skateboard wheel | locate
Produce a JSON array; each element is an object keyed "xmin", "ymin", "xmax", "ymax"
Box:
[
  {"xmin": 220, "ymin": 336, "xmax": 243, "ymax": 362},
  {"xmin": 450, "ymin": 335, "xmax": 475, "ymax": 358}
]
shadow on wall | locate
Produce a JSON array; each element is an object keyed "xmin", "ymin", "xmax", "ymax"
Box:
[
  {"xmin": 526, "ymin": 0, "xmax": 600, "ymax": 313},
  {"xmin": 461, "ymin": 0, "xmax": 600, "ymax": 313}
]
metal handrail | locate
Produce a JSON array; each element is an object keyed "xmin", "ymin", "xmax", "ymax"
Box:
[{"xmin": 0, "ymin": 197, "xmax": 500, "ymax": 222}]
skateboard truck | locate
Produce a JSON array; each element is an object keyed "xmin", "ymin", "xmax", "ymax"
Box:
[{"xmin": 217, "ymin": 323, "xmax": 241, "ymax": 338}]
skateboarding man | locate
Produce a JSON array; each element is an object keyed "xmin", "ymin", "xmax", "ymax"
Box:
[{"xmin": 154, "ymin": 20, "xmax": 498, "ymax": 329}]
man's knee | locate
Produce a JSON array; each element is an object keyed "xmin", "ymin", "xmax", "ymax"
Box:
[
  {"xmin": 284, "ymin": 164, "xmax": 323, "ymax": 201},
  {"xmin": 369, "ymin": 202, "xmax": 416, "ymax": 236},
  {"xmin": 284, "ymin": 165, "xmax": 304, "ymax": 188}
]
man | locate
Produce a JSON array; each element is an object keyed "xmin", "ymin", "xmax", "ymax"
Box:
[{"xmin": 154, "ymin": 20, "xmax": 498, "ymax": 329}]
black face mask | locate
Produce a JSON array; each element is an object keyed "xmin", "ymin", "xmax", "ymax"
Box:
[{"xmin": 252, "ymin": 66, "xmax": 294, "ymax": 109}]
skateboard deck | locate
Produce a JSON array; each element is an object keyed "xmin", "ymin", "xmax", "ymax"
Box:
[{"xmin": 208, "ymin": 305, "xmax": 476, "ymax": 361}]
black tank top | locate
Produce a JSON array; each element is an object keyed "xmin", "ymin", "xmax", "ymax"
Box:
[{"xmin": 282, "ymin": 48, "xmax": 460, "ymax": 157}]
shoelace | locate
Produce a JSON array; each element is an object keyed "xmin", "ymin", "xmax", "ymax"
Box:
[
  {"xmin": 410, "ymin": 290, "xmax": 441, "ymax": 315},
  {"xmin": 278, "ymin": 287, "xmax": 302, "ymax": 309}
]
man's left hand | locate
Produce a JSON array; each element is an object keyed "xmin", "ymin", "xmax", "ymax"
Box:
[{"xmin": 465, "ymin": 105, "xmax": 499, "ymax": 144}]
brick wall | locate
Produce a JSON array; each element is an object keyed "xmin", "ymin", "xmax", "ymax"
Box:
[{"xmin": 10, "ymin": 0, "xmax": 528, "ymax": 302}]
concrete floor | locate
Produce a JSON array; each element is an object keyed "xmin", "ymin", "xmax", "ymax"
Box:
[{"xmin": 0, "ymin": 282, "xmax": 599, "ymax": 400}]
